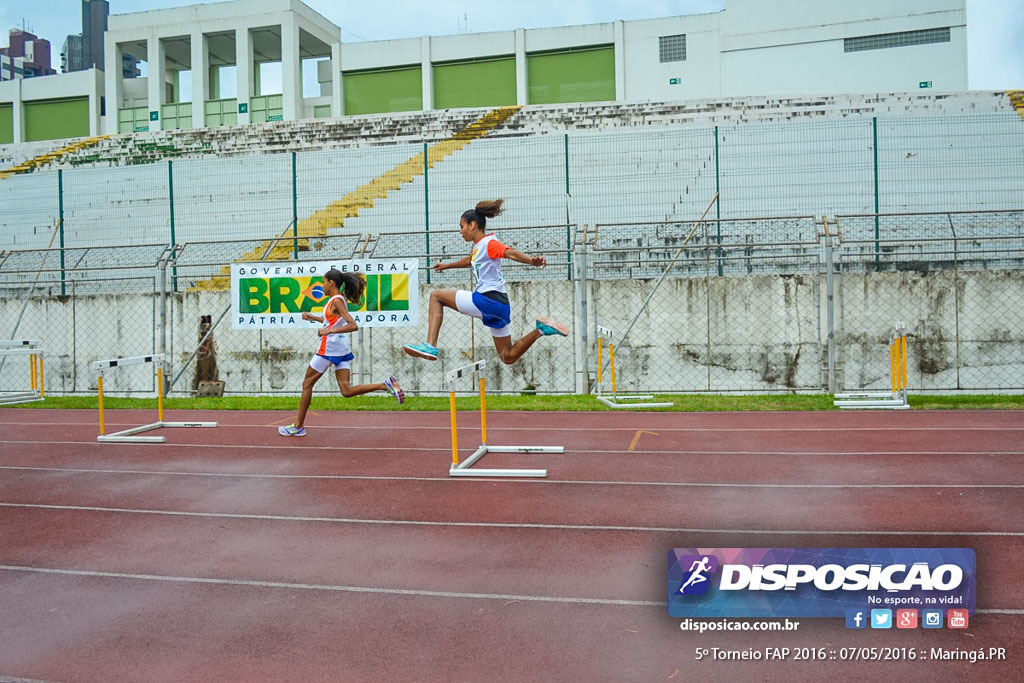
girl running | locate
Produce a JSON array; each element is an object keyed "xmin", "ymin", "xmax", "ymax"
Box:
[
  {"xmin": 403, "ymin": 199, "xmax": 569, "ymax": 364},
  {"xmin": 278, "ymin": 269, "xmax": 404, "ymax": 437}
]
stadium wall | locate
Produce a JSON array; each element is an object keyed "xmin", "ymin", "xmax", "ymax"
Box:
[{"xmin": 3, "ymin": 269, "xmax": 1021, "ymax": 397}]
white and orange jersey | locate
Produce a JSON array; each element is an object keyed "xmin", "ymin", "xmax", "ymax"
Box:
[
  {"xmin": 469, "ymin": 233, "xmax": 508, "ymax": 295},
  {"xmin": 317, "ymin": 294, "xmax": 353, "ymax": 357}
]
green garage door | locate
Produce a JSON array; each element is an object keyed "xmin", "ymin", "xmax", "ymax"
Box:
[
  {"xmin": 527, "ymin": 46, "xmax": 615, "ymax": 105},
  {"xmin": 433, "ymin": 57, "xmax": 516, "ymax": 109},
  {"xmin": 24, "ymin": 97, "xmax": 90, "ymax": 142},
  {"xmin": 344, "ymin": 66, "xmax": 422, "ymax": 115},
  {"xmin": 0, "ymin": 104, "xmax": 12, "ymax": 144}
]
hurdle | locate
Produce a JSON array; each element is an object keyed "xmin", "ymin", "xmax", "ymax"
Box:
[
  {"xmin": 448, "ymin": 360, "xmax": 562, "ymax": 478},
  {"xmin": 0, "ymin": 340, "xmax": 45, "ymax": 405},
  {"xmin": 834, "ymin": 323, "xmax": 910, "ymax": 410},
  {"xmin": 94, "ymin": 354, "xmax": 217, "ymax": 442},
  {"xmin": 594, "ymin": 326, "xmax": 672, "ymax": 409}
]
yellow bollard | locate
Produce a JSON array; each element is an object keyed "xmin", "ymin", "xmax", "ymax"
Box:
[
  {"xmin": 98, "ymin": 375, "xmax": 105, "ymax": 435},
  {"xmin": 480, "ymin": 377, "xmax": 488, "ymax": 445},
  {"xmin": 449, "ymin": 390, "xmax": 459, "ymax": 466},
  {"xmin": 609, "ymin": 343, "xmax": 617, "ymax": 395}
]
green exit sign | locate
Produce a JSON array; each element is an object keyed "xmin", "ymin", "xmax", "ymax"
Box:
[
  {"xmin": 669, "ymin": 78, "xmax": 681, "ymax": 85},
  {"xmin": 919, "ymin": 81, "xmax": 932, "ymax": 88}
]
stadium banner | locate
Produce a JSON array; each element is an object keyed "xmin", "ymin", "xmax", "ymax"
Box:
[
  {"xmin": 668, "ymin": 548, "xmax": 976, "ymax": 619},
  {"xmin": 232, "ymin": 258, "xmax": 419, "ymax": 329}
]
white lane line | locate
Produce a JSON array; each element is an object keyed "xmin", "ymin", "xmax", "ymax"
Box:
[
  {"xmin": 2, "ymin": 465, "xmax": 1022, "ymax": 489},
  {"xmin": 1, "ymin": 439, "xmax": 1022, "ymax": 456},
  {"xmin": 1, "ymin": 503, "xmax": 1022, "ymax": 536},
  {"xmin": 2, "ymin": 420, "xmax": 1023, "ymax": 433},
  {"xmin": 0, "ymin": 564, "xmax": 1020, "ymax": 614},
  {"xmin": 0, "ymin": 564, "xmax": 661, "ymax": 606}
]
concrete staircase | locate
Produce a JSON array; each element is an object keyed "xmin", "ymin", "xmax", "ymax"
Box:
[
  {"xmin": 191, "ymin": 105, "xmax": 522, "ymax": 290},
  {"xmin": 0, "ymin": 134, "xmax": 111, "ymax": 180}
]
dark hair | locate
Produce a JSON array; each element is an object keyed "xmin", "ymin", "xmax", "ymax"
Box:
[
  {"xmin": 460, "ymin": 199, "xmax": 504, "ymax": 231},
  {"xmin": 324, "ymin": 269, "xmax": 366, "ymax": 305}
]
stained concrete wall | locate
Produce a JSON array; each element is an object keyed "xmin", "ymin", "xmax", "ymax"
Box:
[{"xmin": 2, "ymin": 269, "xmax": 1021, "ymax": 397}]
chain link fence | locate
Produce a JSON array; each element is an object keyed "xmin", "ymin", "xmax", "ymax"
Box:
[
  {"xmin": 3, "ymin": 209, "xmax": 1021, "ymax": 397},
  {"xmin": 3, "ymin": 110, "xmax": 1023, "ymax": 396}
]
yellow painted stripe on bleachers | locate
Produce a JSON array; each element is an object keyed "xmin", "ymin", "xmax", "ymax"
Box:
[
  {"xmin": 0, "ymin": 134, "xmax": 111, "ymax": 179},
  {"xmin": 192, "ymin": 106, "xmax": 522, "ymax": 291},
  {"xmin": 1007, "ymin": 91, "xmax": 1024, "ymax": 122}
]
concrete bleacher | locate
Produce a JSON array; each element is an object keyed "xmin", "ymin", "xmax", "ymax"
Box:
[
  {"xmin": 0, "ymin": 91, "xmax": 1017, "ymax": 175},
  {"xmin": 2, "ymin": 90, "xmax": 1022, "ymax": 285}
]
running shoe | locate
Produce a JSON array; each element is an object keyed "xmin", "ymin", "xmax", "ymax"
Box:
[
  {"xmin": 535, "ymin": 316, "xmax": 569, "ymax": 337},
  {"xmin": 403, "ymin": 342, "xmax": 439, "ymax": 360},
  {"xmin": 278, "ymin": 424, "xmax": 306, "ymax": 437},
  {"xmin": 384, "ymin": 376, "xmax": 405, "ymax": 404}
]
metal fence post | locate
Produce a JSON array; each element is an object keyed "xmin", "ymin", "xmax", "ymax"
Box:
[
  {"xmin": 292, "ymin": 151, "xmax": 299, "ymax": 260},
  {"xmin": 872, "ymin": 117, "xmax": 880, "ymax": 270},
  {"xmin": 168, "ymin": 161, "xmax": 178, "ymax": 292},
  {"xmin": 424, "ymin": 141, "xmax": 430, "ymax": 284},
  {"xmin": 823, "ymin": 216, "xmax": 836, "ymax": 393},
  {"xmin": 564, "ymin": 134, "xmax": 571, "ymax": 280},
  {"xmin": 577, "ymin": 240, "xmax": 590, "ymax": 393},
  {"xmin": 714, "ymin": 125, "xmax": 723, "ymax": 277},
  {"xmin": 948, "ymin": 212, "xmax": 962, "ymax": 390},
  {"xmin": 58, "ymin": 169, "xmax": 65, "ymax": 296}
]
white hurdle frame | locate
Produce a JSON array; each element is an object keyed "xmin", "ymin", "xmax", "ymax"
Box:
[
  {"xmin": 834, "ymin": 323, "xmax": 911, "ymax": 410},
  {"xmin": 0, "ymin": 340, "xmax": 45, "ymax": 405},
  {"xmin": 94, "ymin": 354, "xmax": 217, "ymax": 442},
  {"xmin": 595, "ymin": 326, "xmax": 672, "ymax": 409},
  {"xmin": 448, "ymin": 360, "xmax": 562, "ymax": 478}
]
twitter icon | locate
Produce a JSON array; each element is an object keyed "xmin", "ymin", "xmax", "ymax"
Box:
[{"xmin": 870, "ymin": 609, "xmax": 893, "ymax": 629}]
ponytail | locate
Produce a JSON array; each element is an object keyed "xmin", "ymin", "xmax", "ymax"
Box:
[
  {"xmin": 461, "ymin": 199, "xmax": 505, "ymax": 231},
  {"xmin": 324, "ymin": 269, "xmax": 366, "ymax": 305}
]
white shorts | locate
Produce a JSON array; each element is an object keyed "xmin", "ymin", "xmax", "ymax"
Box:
[
  {"xmin": 454, "ymin": 290, "xmax": 511, "ymax": 338},
  {"xmin": 309, "ymin": 353, "xmax": 351, "ymax": 373}
]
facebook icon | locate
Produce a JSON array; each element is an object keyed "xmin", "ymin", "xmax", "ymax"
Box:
[{"xmin": 845, "ymin": 609, "xmax": 867, "ymax": 629}]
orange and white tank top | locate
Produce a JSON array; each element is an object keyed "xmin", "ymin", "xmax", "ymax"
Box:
[
  {"xmin": 470, "ymin": 233, "xmax": 508, "ymax": 295},
  {"xmin": 317, "ymin": 294, "xmax": 353, "ymax": 357}
]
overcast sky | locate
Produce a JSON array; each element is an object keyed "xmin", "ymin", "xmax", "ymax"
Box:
[{"xmin": 2, "ymin": 0, "xmax": 1022, "ymax": 90}]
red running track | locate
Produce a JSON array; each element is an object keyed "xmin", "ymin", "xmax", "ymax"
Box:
[{"xmin": 0, "ymin": 408, "xmax": 1021, "ymax": 681}]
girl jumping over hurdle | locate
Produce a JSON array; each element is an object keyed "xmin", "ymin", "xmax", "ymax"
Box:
[
  {"xmin": 403, "ymin": 199, "xmax": 569, "ymax": 364},
  {"xmin": 278, "ymin": 269, "xmax": 404, "ymax": 437}
]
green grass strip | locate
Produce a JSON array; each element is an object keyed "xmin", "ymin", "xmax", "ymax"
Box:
[{"xmin": 6, "ymin": 394, "xmax": 1023, "ymax": 412}]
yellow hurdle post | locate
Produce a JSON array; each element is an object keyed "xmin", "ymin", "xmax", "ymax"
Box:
[
  {"xmin": 157, "ymin": 366, "xmax": 164, "ymax": 422},
  {"xmin": 449, "ymin": 390, "xmax": 459, "ymax": 466},
  {"xmin": 479, "ymin": 377, "xmax": 488, "ymax": 445},
  {"xmin": 29, "ymin": 354, "xmax": 37, "ymax": 390},
  {"xmin": 98, "ymin": 375, "xmax": 106, "ymax": 435},
  {"xmin": 900, "ymin": 333, "xmax": 908, "ymax": 392},
  {"xmin": 609, "ymin": 343, "xmax": 617, "ymax": 395},
  {"xmin": 890, "ymin": 340, "xmax": 898, "ymax": 393},
  {"xmin": 596, "ymin": 337, "xmax": 603, "ymax": 389},
  {"xmin": 39, "ymin": 356, "xmax": 44, "ymax": 397}
]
